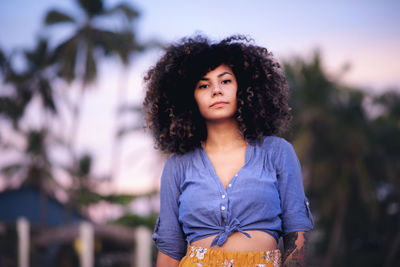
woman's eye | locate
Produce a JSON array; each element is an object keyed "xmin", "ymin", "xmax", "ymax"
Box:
[
  {"xmin": 198, "ymin": 84, "xmax": 208, "ymax": 89},
  {"xmin": 222, "ymin": 79, "xmax": 231, "ymax": 84}
]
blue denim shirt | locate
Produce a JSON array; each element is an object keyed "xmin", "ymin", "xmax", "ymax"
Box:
[{"xmin": 152, "ymin": 136, "xmax": 314, "ymax": 260}]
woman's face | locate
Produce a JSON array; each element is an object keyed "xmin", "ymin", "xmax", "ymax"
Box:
[{"xmin": 194, "ymin": 64, "xmax": 238, "ymax": 122}]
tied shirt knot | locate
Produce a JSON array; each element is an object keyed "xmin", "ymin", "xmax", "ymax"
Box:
[{"xmin": 210, "ymin": 218, "xmax": 251, "ymax": 247}]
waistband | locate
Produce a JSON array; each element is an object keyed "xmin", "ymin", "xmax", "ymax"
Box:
[{"xmin": 179, "ymin": 245, "xmax": 282, "ymax": 267}]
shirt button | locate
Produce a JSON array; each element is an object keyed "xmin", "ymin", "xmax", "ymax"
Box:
[
  {"xmin": 221, "ymin": 206, "xmax": 226, "ymax": 211},
  {"xmin": 228, "ymin": 184, "xmax": 232, "ymax": 188},
  {"xmin": 235, "ymin": 174, "xmax": 238, "ymax": 177},
  {"xmin": 221, "ymin": 194, "xmax": 226, "ymax": 199}
]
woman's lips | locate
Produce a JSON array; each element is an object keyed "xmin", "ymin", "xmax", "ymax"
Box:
[{"xmin": 210, "ymin": 101, "xmax": 228, "ymax": 108}]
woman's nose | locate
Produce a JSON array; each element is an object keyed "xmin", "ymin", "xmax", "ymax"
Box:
[{"xmin": 212, "ymin": 84, "xmax": 223, "ymax": 96}]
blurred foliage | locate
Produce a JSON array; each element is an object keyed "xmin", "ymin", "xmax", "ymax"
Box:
[
  {"xmin": 112, "ymin": 212, "xmax": 158, "ymax": 230},
  {"xmin": 41, "ymin": 0, "xmax": 149, "ymax": 171},
  {"xmin": 0, "ymin": 0, "xmax": 153, "ymax": 222},
  {"xmin": 283, "ymin": 51, "xmax": 400, "ymax": 267},
  {"xmin": 77, "ymin": 189, "xmax": 158, "ymax": 206},
  {"xmin": 0, "ymin": 39, "xmax": 57, "ymax": 128},
  {"xmin": 0, "ymin": 1, "xmax": 156, "ymax": 266},
  {"xmin": 0, "ymin": 128, "xmax": 57, "ymax": 189},
  {"xmin": 44, "ymin": 0, "xmax": 145, "ymax": 83},
  {"xmin": 77, "ymin": 191, "xmax": 135, "ymax": 206}
]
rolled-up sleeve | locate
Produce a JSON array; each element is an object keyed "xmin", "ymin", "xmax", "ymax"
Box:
[
  {"xmin": 276, "ymin": 138, "xmax": 314, "ymax": 236},
  {"xmin": 152, "ymin": 155, "xmax": 188, "ymax": 260}
]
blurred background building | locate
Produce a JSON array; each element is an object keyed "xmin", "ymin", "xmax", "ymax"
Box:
[{"xmin": 0, "ymin": 0, "xmax": 399, "ymax": 266}]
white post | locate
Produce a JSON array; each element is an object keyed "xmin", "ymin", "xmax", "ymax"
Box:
[
  {"xmin": 79, "ymin": 222, "xmax": 94, "ymax": 267},
  {"xmin": 134, "ymin": 226, "xmax": 152, "ymax": 267},
  {"xmin": 17, "ymin": 217, "xmax": 29, "ymax": 267}
]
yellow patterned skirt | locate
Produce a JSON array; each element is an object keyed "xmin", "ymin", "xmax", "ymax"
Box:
[{"xmin": 178, "ymin": 245, "xmax": 282, "ymax": 267}]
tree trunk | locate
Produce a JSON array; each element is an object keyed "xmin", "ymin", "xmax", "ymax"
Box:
[
  {"xmin": 110, "ymin": 67, "xmax": 128, "ymax": 182},
  {"xmin": 323, "ymin": 193, "xmax": 348, "ymax": 267},
  {"xmin": 385, "ymin": 231, "xmax": 400, "ymax": 267}
]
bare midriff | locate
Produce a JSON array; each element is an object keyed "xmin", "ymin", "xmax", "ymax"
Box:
[{"xmin": 190, "ymin": 230, "xmax": 277, "ymax": 252}]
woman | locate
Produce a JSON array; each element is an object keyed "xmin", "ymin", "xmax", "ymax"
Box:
[{"xmin": 143, "ymin": 35, "xmax": 314, "ymax": 267}]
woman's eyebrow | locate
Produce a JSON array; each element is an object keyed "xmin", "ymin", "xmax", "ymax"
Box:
[
  {"xmin": 218, "ymin": 72, "xmax": 232, "ymax": 77},
  {"xmin": 200, "ymin": 72, "xmax": 232, "ymax": 81}
]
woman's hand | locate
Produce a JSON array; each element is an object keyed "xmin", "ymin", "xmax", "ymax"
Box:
[
  {"xmin": 282, "ymin": 231, "xmax": 309, "ymax": 267},
  {"xmin": 156, "ymin": 251, "xmax": 180, "ymax": 267}
]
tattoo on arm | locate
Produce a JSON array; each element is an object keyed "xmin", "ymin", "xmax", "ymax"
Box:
[
  {"xmin": 282, "ymin": 231, "xmax": 309, "ymax": 267},
  {"xmin": 283, "ymin": 232, "xmax": 298, "ymax": 262}
]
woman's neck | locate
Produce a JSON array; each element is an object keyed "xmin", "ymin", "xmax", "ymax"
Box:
[{"xmin": 204, "ymin": 119, "xmax": 246, "ymax": 152}]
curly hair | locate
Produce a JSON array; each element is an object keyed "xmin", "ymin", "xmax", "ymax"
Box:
[{"xmin": 143, "ymin": 34, "xmax": 291, "ymax": 154}]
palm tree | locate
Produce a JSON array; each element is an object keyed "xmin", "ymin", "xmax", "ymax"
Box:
[
  {"xmin": 0, "ymin": 39, "xmax": 71, "ymax": 226},
  {"xmin": 43, "ymin": 0, "xmax": 145, "ymax": 170},
  {"xmin": 0, "ymin": 127, "xmax": 66, "ymax": 225},
  {"xmin": 0, "ymin": 39, "xmax": 57, "ymax": 129},
  {"xmin": 369, "ymin": 90, "xmax": 400, "ymax": 267},
  {"xmin": 1, "ymin": 128, "xmax": 52, "ymax": 187},
  {"xmin": 283, "ymin": 52, "xmax": 382, "ymax": 266},
  {"xmin": 0, "ymin": 1, "xmax": 154, "ymax": 228},
  {"xmin": 0, "ymin": 40, "xmax": 60, "ymax": 193}
]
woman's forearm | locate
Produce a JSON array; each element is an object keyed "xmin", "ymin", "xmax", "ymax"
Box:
[
  {"xmin": 282, "ymin": 231, "xmax": 309, "ymax": 267},
  {"xmin": 156, "ymin": 251, "xmax": 180, "ymax": 267}
]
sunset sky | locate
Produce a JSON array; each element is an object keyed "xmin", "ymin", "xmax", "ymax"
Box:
[{"xmin": 1, "ymin": 0, "xmax": 399, "ymax": 199}]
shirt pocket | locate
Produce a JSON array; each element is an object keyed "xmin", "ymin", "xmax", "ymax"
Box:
[{"xmin": 304, "ymin": 197, "xmax": 314, "ymax": 225}]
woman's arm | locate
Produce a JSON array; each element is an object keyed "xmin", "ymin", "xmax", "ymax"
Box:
[
  {"xmin": 275, "ymin": 139, "xmax": 313, "ymax": 266},
  {"xmin": 156, "ymin": 251, "xmax": 180, "ymax": 267},
  {"xmin": 153, "ymin": 156, "xmax": 188, "ymax": 261},
  {"xmin": 282, "ymin": 231, "xmax": 309, "ymax": 267}
]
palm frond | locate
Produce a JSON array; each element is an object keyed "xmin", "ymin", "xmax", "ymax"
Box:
[
  {"xmin": 77, "ymin": 0, "xmax": 103, "ymax": 17},
  {"xmin": 0, "ymin": 163, "xmax": 23, "ymax": 177},
  {"xmin": 39, "ymin": 78, "xmax": 57, "ymax": 114},
  {"xmin": 25, "ymin": 39, "xmax": 48, "ymax": 65},
  {"xmin": 52, "ymin": 35, "xmax": 79, "ymax": 82},
  {"xmin": 105, "ymin": 3, "xmax": 140, "ymax": 21},
  {"xmin": 0, "ymin": 96, "xmax": 26, "ymax": 122},
  {"xmin": 78, "ymin": 153, "xmax": 92, "ymax": 178},
  {"xmin": 87, "ymin": 28, "xmax": 137, "ymax": 65},
  {"xmin": 0, "ymin": 47, "xmax": 9, "ymax": 73},
  {"xmin": 44, "ymin": 9, "xmax": 75, "ymax": 25},
  {"xmin": 83, "ymin": 43, "xmax": 97, "ymax": 83},
  {"xmin": 26, "ymin": 130, "xmax": 47, "ymax": 155},
  {"xmin": 77, "ymin": 191, "xmax": 137, "ymax": 206},
  {"xmin": 117, "ymin": 125, "xmax": 144, "ymax": 138},
  {"xmin": 101, "ymin": 193, "xmax": 138, "ymax": 205},
  {"xmin": 374, "ymin": 90, "xmax": 400, "ymax": 117},
  {"xmin": 112, "ymin": 213, "xmax": 158, "ymax": 229}
]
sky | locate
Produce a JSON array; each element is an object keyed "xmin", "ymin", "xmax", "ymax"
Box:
[{"xmin": 1, "ymin": 0, "xmax": 400, "ymax": 200}]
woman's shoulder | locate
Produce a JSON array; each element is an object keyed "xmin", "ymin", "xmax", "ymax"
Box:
[
  {"xmin": 260, "ymin": 136, "xmax": 301, "ymax": 171},
  {"xmin": 162, "ymin": 149, "xmax": 199, "ymax": 186},
  {"xmin": 164, "ymin": 148, "xmax": 199, "ymax": 171},
  {"xmin": 259, "ymin": 135, "xmax": 291, "ymax": 150},
  {"xmin": 257, "ymin": 136, "xmax": 297, "ymax": 164}
]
